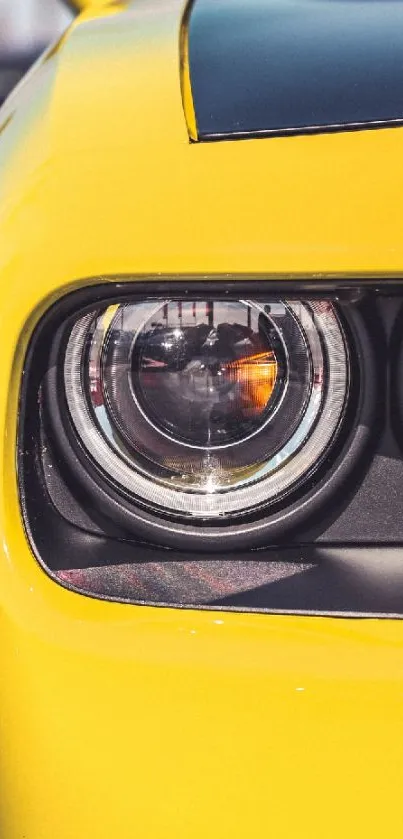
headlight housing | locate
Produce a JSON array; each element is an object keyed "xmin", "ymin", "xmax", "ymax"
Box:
[
  {"xmin": 21, "ymin": 281, "xmax": 403, "ymax": 616},
  {"xmin": 63, "ymin": 298, "xmax": 349, "ymax": 519},
  {"xmin": 19, "ymin": 280, "xmax": 378, "ymax": 555},
  {"xmin": 30, "ymin": 278, "xmax": 377, "ymax": 556}
]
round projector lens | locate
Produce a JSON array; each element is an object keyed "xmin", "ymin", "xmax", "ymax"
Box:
[
  {"xmin": 132, "ymin": 301, "xmax": 286, "ymax": 447},
  {"xmin": 64, "ymin": 298, "xmax": 349, "ymax": 519}
]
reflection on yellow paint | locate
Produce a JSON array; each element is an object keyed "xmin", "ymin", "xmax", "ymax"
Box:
[{"xmin": 102, "ymin": 304, "xmax": 119, "ymax": 333}]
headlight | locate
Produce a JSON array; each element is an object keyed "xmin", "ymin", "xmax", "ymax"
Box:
[{"xmin": 63, "ymin": 297, "xmax": 348, "ymax": 519}]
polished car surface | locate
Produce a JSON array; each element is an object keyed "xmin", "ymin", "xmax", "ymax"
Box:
[{"xmin": 1, "ymin": 1, "xmax": 403, "ymax": 837}]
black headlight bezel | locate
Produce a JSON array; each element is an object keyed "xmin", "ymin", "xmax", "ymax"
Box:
[{"xmin": 19, "ymin": 279, "xmax": 377, "ymax": 554}]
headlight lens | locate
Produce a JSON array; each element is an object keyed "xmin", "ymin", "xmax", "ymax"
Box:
[{"xmin": 64, "ymin": 298, "xmax": 348, "ymax": 519}]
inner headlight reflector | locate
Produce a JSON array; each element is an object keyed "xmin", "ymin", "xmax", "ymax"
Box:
[{"xmin": 64, "ymin": 298, "xmax": 348, "ymax": 518}]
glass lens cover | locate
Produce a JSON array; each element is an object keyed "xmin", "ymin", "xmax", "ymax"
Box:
[{"xmin": 64, "ymin": 298, "xmax": 348, "ymax": 518}]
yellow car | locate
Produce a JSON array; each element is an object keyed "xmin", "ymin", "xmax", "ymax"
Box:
[{"xmin": 1, "ymin": 0, "xmax": 403, "ymax": 836}]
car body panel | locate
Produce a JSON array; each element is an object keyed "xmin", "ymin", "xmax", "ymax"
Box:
[
  {"xmin": 2, "ymin": 1, "xmax": 403, "ymax": 288},
  {"xmin": 2, "ymin": 534, "xmax": 403, "ymax": 838},
  {"xmin": 1, "ymin": 2, "xmax": 403, "ymax": 837}
]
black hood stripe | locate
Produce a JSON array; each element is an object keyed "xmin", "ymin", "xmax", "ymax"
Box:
[{"xmin": 187, "ymin": 0, "xmax": 403, "ymax": 140}]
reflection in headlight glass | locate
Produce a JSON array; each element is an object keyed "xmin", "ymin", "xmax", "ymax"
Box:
[{"xmin": 64, "ymin": 298, "xmax": 348, "ymax": 518}]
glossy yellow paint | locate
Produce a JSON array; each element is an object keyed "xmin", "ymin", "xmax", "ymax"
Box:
[
  {"xmin": 180, "ymin": 0, "xmax": 198, "ymax": 141},
  {"xmin": 62, "ymin": 0, "xmax": 123, "ymax": 10},
  {"xmin": 1, "ymin": 1, "xmax": 403, "ymax": 837}
]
